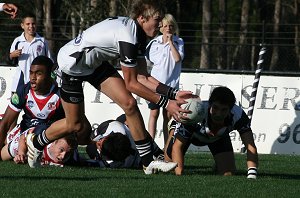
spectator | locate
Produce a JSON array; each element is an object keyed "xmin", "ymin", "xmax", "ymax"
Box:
[
  {"xmin": 8, "ymin": 12, "xmax": 53, "ymax": 94},
  {"xmin": 146, "ymin": 14, "xmax": 184, "ymax": 144}
]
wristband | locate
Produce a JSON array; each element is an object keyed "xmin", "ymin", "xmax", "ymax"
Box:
[
  {"xmin": 156, "ymin": 83, "xmax": 178, "ymax": 100},
  {"xmin": 247, "ymin": 167, "xmax": 257, "ymax": 179},
  {"xmin": 156, "ymin": 95, "xmax": 169, "ymax": 108}
]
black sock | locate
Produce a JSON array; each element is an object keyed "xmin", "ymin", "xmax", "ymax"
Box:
[
  {"xmin": 33, "ymin": 129, "xmax": 50, "ymax": 151},
  {"xmin": 134, "ymin": 137, "xmax": 153, "ymax": 167}
]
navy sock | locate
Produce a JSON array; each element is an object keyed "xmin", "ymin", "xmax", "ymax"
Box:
[{"xmin": 32, "ymin": 129, "xmax": 50, "ymax": 151}]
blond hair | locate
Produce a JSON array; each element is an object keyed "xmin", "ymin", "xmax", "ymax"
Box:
[
  {"xmin": 130, "ymin": 0, "xmax": 165, "ymax": 20},
  {"xmin": 160, "ymin": 14, "xmax": 179, "ymax": 35}
]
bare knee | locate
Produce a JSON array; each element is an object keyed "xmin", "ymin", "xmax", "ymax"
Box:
[
  {"xmin": 121, "ymin": 97, "xmax": 138, "ymax": 116},
  {"xmin": 65, "ymin": 121, "xmax": 84, "ymax": 134}
]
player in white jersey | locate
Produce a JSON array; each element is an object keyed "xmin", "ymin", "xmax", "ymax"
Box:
[
  {"xmin": 165, "ymin": 86, "xmax": 259, "ymax": 179},
  {"xmin": 9, "ymin": 12, "xmax": 53, "ymax": 93},
  {"xmin": 146, "ymin": 14, "xmax": 184, "ymax": 143},
  {"xmin": 27, "ymin": 0, "xmax": 195, "ymax": 174},
  {"xmin": 86, "ymin": 118, "xmax": 164, "ymax": 169},
  {"xmin": 0, "ymin": 56, "xmax": 65, "ymax": 158},
  {"xmin": 0, "ymin": 3, "xmax": 17, "ymax": 18}
]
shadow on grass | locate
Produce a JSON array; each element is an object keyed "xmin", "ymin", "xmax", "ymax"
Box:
[{"xmin": 0, "ymin": 175, "xmax": 151, "ymax": 181}]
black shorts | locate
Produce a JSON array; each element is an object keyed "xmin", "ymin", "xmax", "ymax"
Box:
[
  {"xmin": 166, "ymin": 133, "xmax": 235, "ymax": 174},
  {"xmin": 60, "ymin": 62, "xmax": 118, "ymax": 104}
]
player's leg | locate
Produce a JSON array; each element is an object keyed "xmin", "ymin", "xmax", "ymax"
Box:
[
  {"xmin": 208, "ymin": 135, "xmax": 236, "ymax": 175},
  {"xmin": 99, "ymin": 72, "xmax": 177, "ymax": 174},
  {"xmin": 147, "ymin": 105, "xmax": 160, "ymax": 139},
  {"xmin": 162, "ymin": 108, "xmax": 171, "ymax": 145}
]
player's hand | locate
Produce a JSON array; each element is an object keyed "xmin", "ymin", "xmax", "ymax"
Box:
[
  {"xmin": 175, "ymin": 90, "xmax": 197, "ymax": 102},
  {"xmin": 13, "ymin": 154, "xmax": 27, "ymax": 164},
  {"xmin": 166, "ymin": 99, "xmax": 191, "ymax": 122},
  {"xmin": 247, "ymin": 167, "xmax": 257, "ymax": 179},
  {"xmin": 3, "ymin": 3, "xmax": 18, "ymax": 19}
]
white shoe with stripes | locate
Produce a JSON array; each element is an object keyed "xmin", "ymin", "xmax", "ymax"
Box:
[
  {"xmin": 26, "ymin": 133, "xmax": 43, "ymax": 168},
  {"xmin": 143, "ymin": 160, "xmax": 177, "ymax": 175}
]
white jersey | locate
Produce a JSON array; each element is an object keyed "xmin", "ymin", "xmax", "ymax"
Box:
[
  {"xmin": 10, "ymin": 33, "xmax": 52, "ymax": 92},
  {"xmin": 57, "ymin": 17, "xmax": 147, "ymax": 76},
  {"xmin": 146, "ymin": 35, "xmax": 184, "ymax": 88}
]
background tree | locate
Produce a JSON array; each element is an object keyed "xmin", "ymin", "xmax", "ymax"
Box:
[{"xmin": 200, "ymin": 0, "xmax": 211, "ymax": 69}]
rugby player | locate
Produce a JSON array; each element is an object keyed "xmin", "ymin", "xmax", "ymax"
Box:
[
  {"xmin": 27, "ymin": 0, "xmax": 195, "ymax": 174},
  {"xmin": 165, "ymin": 86, "xmax": 259, "ymax": 179}
]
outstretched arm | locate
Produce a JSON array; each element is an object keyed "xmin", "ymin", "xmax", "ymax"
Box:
[
  {"xmin": 14, "ymin": 133, "xmax": 27, "ymax": 164},
  {"xmin": 240, "ymin": 129, "xmax": 258, "ymax": 179},
  {"xmin": 0, "ymin": 107, "xmax": 20, "ymax": 149}
]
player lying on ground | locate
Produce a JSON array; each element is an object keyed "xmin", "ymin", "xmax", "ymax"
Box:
[
  {"xmin": 164, "ymin": 86, "xmax": 259, "ymax": 179},
  {"xmin": 1, "ymin": 126, "xmax": 77, "ymax": 167},
  {"xmin": 86, "ymin": 118, "xmax": 164, "ymax": 169},
  {"xmin": 26, "ymin": 0, "xmax": 195, "ymax": 174}
]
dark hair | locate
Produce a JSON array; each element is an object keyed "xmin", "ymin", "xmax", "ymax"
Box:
[
  {"xmin": 101, "ymin": 133, "xmax": 134, "ymax": 161},
  {"xmin": 62, "ymin": 133, "xmax": 78, "ymax": 151},
  {"xmin": 31, "ymin": 55, "xmax": 54, "ymax": 75},
  {"xmin": 209, "ymin": 86, "xmax": 236, "ymax": 109},
  {"xmin": 20, "ymin": 12, "xmax": 36, "ymax": 22}
]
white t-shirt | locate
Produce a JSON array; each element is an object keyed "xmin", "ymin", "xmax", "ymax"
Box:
[
  {"xmin": 10, "ymin": 33, "xmax": 52, "ymax": 91},
  {"xmin": 146, "ymin": 35, "xmax": 184, "ymax": 88},
  {"xmin": 57, "ymin": 16, "xmax": 147, "ymax": 76},
  {"xmin": 0, "ymin": 3, "xmax": 5, "ymax": 11}
]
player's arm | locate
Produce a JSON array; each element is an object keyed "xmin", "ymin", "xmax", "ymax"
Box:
[
  {"xmin": 14, "ymin": 133, "xmax": 27, "ymax": 164},
  {"xmin": 0, "ymin": 107, "xmax": 20, "ymax": 149},
  {"xmin": 121, "ymin": 64, "xmax": 190, "ymax": 121},
  {"xmin": 171, "ymin": 136, "xmax": 187, "ymax": 175},
  {"xmin": 240, "ymin": 129, "xmax": 258, "ymax": 179}
]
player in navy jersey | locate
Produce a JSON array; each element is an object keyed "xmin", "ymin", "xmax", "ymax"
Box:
[
  {"xmin": 0, "ymin": 56, "xmax": 65, "ymax": 159},
  {"xmin": 165, "ymin": 86, "xmax": 259, "ymax": 179},
  {"xmin": 27, "ymin": 0, "xmax": 195, "ymax": 174}
]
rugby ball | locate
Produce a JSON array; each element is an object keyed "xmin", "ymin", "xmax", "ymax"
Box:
[{"xmin": 180, "ymin": 97, "xmax": 206, "ymax": 125}]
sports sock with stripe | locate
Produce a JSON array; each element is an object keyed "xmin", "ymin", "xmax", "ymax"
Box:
[{"xmin": 134, "ymin": 137, "xmax": 154, "ymax": 167}]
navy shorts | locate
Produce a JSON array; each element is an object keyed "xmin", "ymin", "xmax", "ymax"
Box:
[{"xmin": 60, "ymin": 61, "xmax": 118, "ymax": 104}]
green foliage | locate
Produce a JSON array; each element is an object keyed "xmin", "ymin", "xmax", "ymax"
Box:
[{"xmin": 0, "ymin": 152, "xmax": 300, "ymax": 197}]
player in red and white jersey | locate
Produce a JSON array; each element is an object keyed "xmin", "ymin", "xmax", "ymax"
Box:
[
  {"xmin": 1, "ymin": 126, "xmax": 77, "ymax": 167},
  {"xmin": 28, "ymin": 0, "xmax": 196, "ymax": 174},
  {"xmin": 0, "ymin": 56, "xmax": 64, "ymax": 157},
  {"xmin": 165, "ymin": 86, "xmax": 259, "ymax": 179}
]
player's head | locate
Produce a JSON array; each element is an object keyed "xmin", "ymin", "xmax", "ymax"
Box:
[
  {"xmin": 209, "ymin": 86, "xmax": 236, "ymax": 109},
  {"xmin": 131, "ymin": 0, "xmax": 165, "ymax": 37},
  {"xmin": 95, "ymin": 133, "xmax": 134, "ymax": 161},
  {"xmin": 160, "ymin": 13, "xmax": 179, "ymax": 36},
  {"xmin": 208, "ymin": 86, "xmax": 236, "ymax": 123},
  {"xmin": 30, "ymin": 56, "xmax": 54, "ymax": 93},
  {"xmin": 20, "ymin": 12, "xmax": 36, "ymax": 35},
  {"xmin": 49, "ymin": 134, "xmax": 77, "ymax": 163}
]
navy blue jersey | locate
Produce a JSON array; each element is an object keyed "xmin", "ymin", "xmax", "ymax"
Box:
[{"xmin": 9, "ymin": 83, "xmax": 65, "ymax": 132}]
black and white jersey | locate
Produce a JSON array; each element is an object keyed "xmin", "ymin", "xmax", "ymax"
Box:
[
  {"xmin": 57, "ymin": 17, "xmax": 147, "ymax": 76},
  {"xmin": 171, "ymin": 101, "xmax": 251, "ymax": 143}
]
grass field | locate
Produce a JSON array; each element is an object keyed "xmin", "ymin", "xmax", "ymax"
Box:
[{"xmin": 1, "ymin": 152, "xmax": 300, "ymax": 197}]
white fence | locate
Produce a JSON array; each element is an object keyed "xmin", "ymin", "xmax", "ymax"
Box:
[{"xmin": 1, "ymin": 67, "xmax": 300, "ymax": 154}]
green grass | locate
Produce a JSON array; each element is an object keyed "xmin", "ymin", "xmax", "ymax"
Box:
[{"xmin": 1, "ymin": 152, "xmax": 300, "ymax": 197}]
